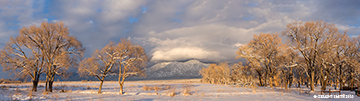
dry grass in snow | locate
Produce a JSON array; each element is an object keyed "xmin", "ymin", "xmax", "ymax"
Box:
[{"xmin": 0, "ymin": 79, "xmax": 359, "ymax": 101}]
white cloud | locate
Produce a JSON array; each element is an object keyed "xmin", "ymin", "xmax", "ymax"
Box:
[
  {"xmin": 152, "ymin": 47, "xmax": 219, "ymax": 61},
  {"xmin": 100, "ymin": 0, "xmax": 146, "ymax": 23},
  {"xmin": 135, "ymin": 23, "xmax": 286, "ymax": 62},
  {"xmin": 233, "ymin": 43, "xmax": 244, "ymax": 47},
  {"xmin": 335, "ymin": 24, "xmax": 356, "ymax": 31}
]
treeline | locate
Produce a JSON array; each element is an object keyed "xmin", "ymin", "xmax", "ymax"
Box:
[
  {"xmin": 200, "ymin": 20, "xmax": 360, "ymax": 91},
  {"xmin": 0, "ymin": 21, "xmax": 148, "ymax": 94}
]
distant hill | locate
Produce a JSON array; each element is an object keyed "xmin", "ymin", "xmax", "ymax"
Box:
[
  {"xmin": 55, "ymin": 59, "xmax": 210, "ymax": 81},
  {"xmin": 143, "ymin": 59, "xmax": 209, "ymax": 80}
]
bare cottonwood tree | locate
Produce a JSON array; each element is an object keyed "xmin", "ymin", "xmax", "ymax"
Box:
[
  {"xmin": 326, "ymin": 34, "xmax": 360, "ymax": 90},
  {"xmin": 1, "ymin": 21, "xmax": 84, "ymax": 92},
  {"xmin": 78, "ymin": 39, "xmax": 148, "ymax": 94},
  {"xmin": 282, "ymin": 20, "xmax": 340, "ymax": 91},
  {"xmin": 78, "ymin": 42, "xmax": 118, "ymax": 94},
  {"xmin": 199, "ymin": 64, "xmax": 214, "ymax": 83},
  {"xmin": 230, "ymin": 62, "xmax": 256, "ymax": 86},
  {"xmin": 38, "ymin": 22, "xmax": 83, "ymax": 92},
  {"xmin": 199, "ymin": 62, "xmax": 230, "ymax": 84},
  {"xmin": 236, "ymin": 39, "xmax": 265, "ymax": 86},
  {"xmin": 0, "ymin": 37, "xmax": 46, "ymax": 92},
  {"xmin": 236, "ymin": 33, "xmax": 285, "ymax": 88},
  {"xmin": 231, "ymin": 20, "xmax": 360, "ymax": 91},
  {"xmin": 117, "ymin": 39, "xmax": 148, "ymax": 95},
  {"xmin": 277, "ymin": 48, "xmax": 299, "ymax": 89},
  {"xmin": 217, "ymin": 62, "xmax": 231, "ymax": 84}
]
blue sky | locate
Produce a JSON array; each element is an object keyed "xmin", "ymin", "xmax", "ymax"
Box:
[{"xmin": 0, "ymin": 0, "xmax": 360, "ymax": 78}]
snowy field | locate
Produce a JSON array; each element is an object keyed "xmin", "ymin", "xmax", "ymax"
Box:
[{"xmin": 1, "ymin": 79, "xmax": 359, "ymax": 101}]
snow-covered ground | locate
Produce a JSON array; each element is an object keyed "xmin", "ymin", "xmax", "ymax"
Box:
[{"xmin": 1, "ymin": 79, "xmax": 359, "ymax": 101}]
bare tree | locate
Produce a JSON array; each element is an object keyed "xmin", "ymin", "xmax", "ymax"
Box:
[
  {"xmin": 217, "ymin": 62, "xmax": 231, "ymax": 84},
  {"xmin": 199, "ymin": 62, "xmax": 230, "ymax": 85},
  {"xmin": 0, "ymin": 37, "xmax": 46, "ymax": 92},
  {"xmin": 0, "ymin": 21, "xmax": 84, "ymax": 92},
  {"xmin": 21, "ymin": 21, "xmax": 84, "ymax": 92},
  {"xmin": 340, "ymin": 35, "xmax": 360, "ymax": 89},
  {"xmin": 325, "ymin": 34, "xmax": 360, "ymax": 90},
  {"xmin": 236, "ymin": 33, "xmax": 285, "ymax": 88},
  {"xmin": 230, "ymin": 62, "xmax": 256, "ymax": 86},
  {"xmin": 199, "ymin": 64, "xmax": 215, "ymax": 84},
  {"xmin": 236, "ymin": 45, "xmax": 265, "ymax": 86},
  {"xmin": 78, "ymin": 42, "xmax": 119, "ymax": 94},
  {"xmin": 282, "ymin": 20, "xmax": 340, "ymax": 91},
  {"xmin": 78, "ymin": 39, "xmax": 148, "ymax": 94},
  {"xmin": 277, "ymin": 47, "xmax": 300, "ymax": 89},
  {"xmin": 117, "ymin": 39, "xmax": 148, "ymax": 95}
]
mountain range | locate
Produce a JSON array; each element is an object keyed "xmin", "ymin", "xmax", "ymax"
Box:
[
  {"xmin": 143, "ymin": 59, "xmax": 210, "ymax": 80},
  {"xmin": 58, "ymin": 59, "xmax": 210, "ymax": 81}
]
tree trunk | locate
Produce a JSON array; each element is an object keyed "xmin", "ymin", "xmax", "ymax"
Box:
[
  {"xmin": 306, "ymin": 77, "xmax": 309, "ymax": 88},
  {"xmin": 264, "ymin": 73, "xmax": 268, "ymax": 87},
  {"xmin": 288, "ymin": 76, "xmax": 291, "ymax": 89},
  {"xmin": 98, "ymin": 76, "xmax": 106, "ymax": 94},
  {"xmin": 46, "ymin": 65, "xmax": 51, "ymax": 92},
  {"xmin": 334, "ymin": 79, "xmax": 337, "ymax": 90},
  {"xmin": 298, "ymin": 76, "xmax": 302, "ymax": 87},
  {"xmin": 274, "ymin": 74, "xmax": 279, "ymax": 87},
  {"xmin": 340, "ymin": 80, "xmax": 343, "ymax": 90},
  {"xmin": 310, "ymin": 70, "xmax": 315, "ymax": 91},
  {"xmin": 301, "ymin": 76, "xmax": 304, "ymax": 86},
  {"xmin": 321, "ymin": 69, "xmax": 330, "ymax": 91},
  {"xmin": 119, "ymin": 73, "xmax": 126, "ymax": 95},
  {"xmin": 32, "ymin": 73, "xmax": 40, "ymax": 92},
  {"xmin": 49, "ymin": 80, "xmax": 53, "ymax": 92},
  {"xmin": 32, "ymin": 80, "xmax": 38, "ymax": 91},
  {"xmin": 119, "ymin": 73, "xmax": 124, "ymax": 95},
  {"xmin": 320, "ymin": 66, "xmax": 325, "ymax": 91},
  {"xmin": 350, "ymin": 69, "xmax": 354, "ymax": 89},
  {"xmin": 258, "ymin": 76, "xmax": 263, "ymax": 86},
  {"xmin": 98, "ymin": 80, "xmax": 104, "ymax": 94},
  {"xmin": 45, "ymin": 75, "xmax": 49, "ymax": 91},
  {"xmin": 314, "ymin": 77, "xmax": 318, "ymax": 87},
  {"xmin": 339, "ymin": 65, "xmax": 343, "ymax": 90},
  {"xmin": 284, "ymin": 75, "xmax": 288, "ymax": 90},
  {"xmin": 119, "ymin": 83, "xmax": 124, "ymax": 95},
  {"xmin": 48, "ymin": 73, "xmax": 56, "ymax": 92},
  {"xmin": 335, "ymin": 67, "xmax": 339, "ymax": 90},
  {"xmin": 321, "ymin": 78, "xmax": 328, "ymax": 90},
  {"xmin": 269, "ymin": 77, "xmax": 273, "ymax": 88},
  {"xmin": 289, "ymin": 68, "xmax": 293, "ymax": 88}
]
